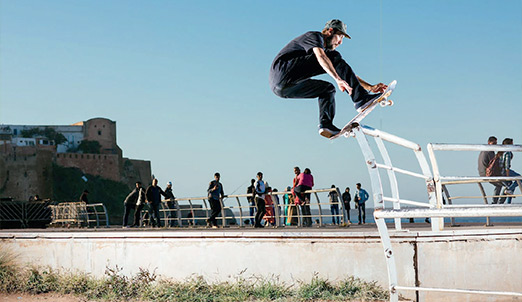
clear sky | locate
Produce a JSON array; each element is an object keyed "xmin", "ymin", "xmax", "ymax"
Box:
[{"xmin": 1, "ymin": 0, "xmax": 521, "ymax": 204}]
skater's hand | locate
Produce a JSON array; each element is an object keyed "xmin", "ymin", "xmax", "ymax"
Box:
[
  {"xmin": 336, "ymin": 79, "xmax": 353, "ymax": 95},
  {"xmin": 370, "ymin": 83, "xmax": 387, "ymax": 93}
]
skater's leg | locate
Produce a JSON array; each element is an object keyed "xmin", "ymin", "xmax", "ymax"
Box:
[{"xmin": 277, "ymin": 79, "xmax": 336, "ymax": 127}]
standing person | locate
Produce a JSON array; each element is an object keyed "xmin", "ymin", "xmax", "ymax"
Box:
[
  {"xmin": 164, "ymin": 181, "xmax": 177, "ymax": 227},
  {"xmin": 328, "ymin": 185, "xmax": 340, "ymax": 225},
  {"xmin": 295, "ymin": 168, "xmax": 314, "ymax": 227},
  {"xmin": 355, "ymin": 183, "xmax": 369, "ymax": 224},
  {"xmin": 79, "ymin": 190, "xmax": 89, "ymax": 204},
  {"xmin": 500, "ymin": 138, "xmax": 520, "ymax": 204},
  {"xmin": 132, "ymin": 184, "xmax": 146, "ymax": 227},
  {"xmin": 146, "ymin": 178, "xmax": 167, "ymax": 227},
  {"xmin": 207, "ymin": 172, "xmax": 225, "ymax": 228},
  {"xmin": 264, "ymin": 185, "xmax": 276, "ymax": 226},
  {"xmin": 254, "ymin": 172, "xmax": 267, "ymax": 228},
  {"xmin": 247, "ymin": 179, "xmax": 256, "ymax": 225},
  {"xmin": 291, "ymin": 167, "xmax": 302, "ymax": 204},
  {"xmin": 342, "ymin": 187, "xmax": 352, "ymax": 224},
  {"xmin": 478, "ymin": 136, "xmax": 506, "ymax": 204},
  {"xmin": 269, "ymin": 19, "xmax": 387, "ymax": 138},
  {"xmin": 122, "ymin": 182, "xmax": 142, "ymax": 228}
]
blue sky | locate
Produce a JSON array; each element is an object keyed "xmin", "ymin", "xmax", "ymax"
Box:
[{"xmin": 1, "ymin": 0, "xmax": 521, "ymax": 204}]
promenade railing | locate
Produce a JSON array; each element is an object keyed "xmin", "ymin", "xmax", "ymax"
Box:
[{"xmin": 149, "ymin": 187, "xmax": 347, "ymax": 228}]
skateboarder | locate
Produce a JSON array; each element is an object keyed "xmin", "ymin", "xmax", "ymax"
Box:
[{"xmin": 269, "ymin": 19, "xmax": 387, "ymax": 138}]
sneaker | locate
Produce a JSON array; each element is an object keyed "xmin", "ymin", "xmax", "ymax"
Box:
[
  {"xmin": 504, "ymin": 189, "xmax": 514, "ymax": 195},
  {"xmin": 318, "ymin": 124, "xmax": 341, "ymax": 138},
  {"xmin": 355, "ymin": 93, "xmax": 383, "ymax": 112}
]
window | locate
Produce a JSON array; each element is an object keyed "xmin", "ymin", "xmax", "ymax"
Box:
[{"xmin": 98, "ymin": 130, "xmax": 102, "ymax": 135}]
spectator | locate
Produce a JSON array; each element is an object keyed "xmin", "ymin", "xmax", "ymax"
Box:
[
  {"xmin": 254, "ymin": 172, "xmax": 267, "ymax": 228},
  {"xmin": 264, "ymin": 185, "xmax": 276, "ymax": 226},
  {"xmin": 355, "ymin": 183, "xmax": 369, "ymax": 224},
  {"xmin": 295, "ymin": 168, "xmax": 314, "ymax": 227},
  {"xmin": 132, "ymin": 184, "xmax": 146, "ymax": 227},
  {"xmin": 478, "ymin": 136, "xmax": 506, "ymax": 204},
  {"xmin": 247, "ymin": 179, "xmax": 256, "ymax": 225},
  {"xmin": 207, "ymin": 172, "xmax": 225, "ymax": 228},
  {"xmin": 146, "ymin": 178, "xmax": 167, "ymax": 227},
  {"xmin": 123, "ymin": 182, "xmax": 142, "ymax": 228},
  {"xmin": 342, "ymin": 187, "xmax": 352, "ymax": 224},
  {"xmin": 79, "ymin": 190, "xmax": 89, "ymax": 204},
  {"xmin": 328, "ymin": 185, "xmax": 340, "ymax": 225},
  {"xmin": 164, "ymin": 181, "xmax": 178, "ymax": 227},
  {"xmin": 500, "ymin": 138, "xmax": 520, "ymax": 204},
  {"xmin": 292, "ymin": 167, "xmax": 301, "ymax": 204},
  {"xmin": 33, "ymin": 195, "xmax": 42, "ymax": 202}
]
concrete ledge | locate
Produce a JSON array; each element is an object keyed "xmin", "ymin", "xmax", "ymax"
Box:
[{"xmin": 1, "ymin": 227, "xmax": 521, "ymax": 301}]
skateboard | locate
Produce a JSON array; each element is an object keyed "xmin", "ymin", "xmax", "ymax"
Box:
[{"xmin": 330, "ymin": 80, "xmax": 397, "ymax": 140}]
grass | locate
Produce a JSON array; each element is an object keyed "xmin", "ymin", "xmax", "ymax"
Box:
[{"xmin": 0, "ymin": 248, "xmax": 389, "ymax": 301}]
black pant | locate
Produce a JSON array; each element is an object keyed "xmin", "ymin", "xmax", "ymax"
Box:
[
  {"xmin": 148, "ymin": 203, "xmax": 162, "ymax": 227},
  {"xmin": 133, "ymin": 204, "xmax": 144, "ymax": 226},
  {"xmin": 300, "ymin": 204, "xmax": 312, "ymax": 227},
  {"xmin": 294, "ymin": 185, "xmax": 311, "ymax": 204},
  {"xmin": 254, "ymin": 197, "xmax": 266, "ymax": 227},
  {"xmin": 208, "ymin": 198, "xmax": 222, "ymax": 226},
  {"xmin": 166, "ymin": 201, "xmax": 177, "ymax": 227},
  {"xmin": 271, "ymin": 50, "xmax": 369, "ymax": 126},
  {"xmin": 358, "ymin": 203, "xmax": 366, "ymax": 224},
  {"xmin": 344, "ymin": 202, "xmax": 350, "ymax": 222},
  {"xmin": 123, "ymin": 203, "xmax": 135, "ymax": 227}
]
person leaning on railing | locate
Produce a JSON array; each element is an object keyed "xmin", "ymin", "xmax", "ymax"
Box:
[
  {"xmin": 477, "ymin": 136, "xmax": 507, "ymax": 204},
  {"xmin": 294, "ymin": 168, "xmax": 314, "ymax": 227},
  {"xmin": 500, "ymin": 138, "xmax": 520, "ymax": 204}
]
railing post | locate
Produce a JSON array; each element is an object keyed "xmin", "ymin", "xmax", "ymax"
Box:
[
  {"xmin": 477, "ymin": 183, "xmax": 491, "ymax": 226},
  {"xmin": 235, "ymin": 196, "xmax": 244, "ymax": 227},
  {"xmin": 337, "ymin": 187, "xmax": 347, "ymax": 225}
]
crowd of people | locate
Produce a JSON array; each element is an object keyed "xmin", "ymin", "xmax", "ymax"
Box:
[{"xmin": 117, "ymin": 166, "xmax": 370, "ymax": 229}]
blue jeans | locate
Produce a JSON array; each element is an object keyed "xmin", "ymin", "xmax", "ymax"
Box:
[
  {"xmin": 330, "ymin": 204, "xmax": 340, "ymax": 225},
  {"xmin": 503, "ymin": 169, "xmax": 520, "ymax": 204}
]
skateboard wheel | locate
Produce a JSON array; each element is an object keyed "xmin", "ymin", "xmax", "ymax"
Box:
[
  {"xmin": 388, "ymin": 100, "xmax": 394, "ymax": 106},
  {"xmin": 380, "ymin": 100, "xmax": 387, "ymax": 107}
]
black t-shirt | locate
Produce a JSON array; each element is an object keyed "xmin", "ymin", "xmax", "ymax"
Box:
[
  {"xmin": 273, "ymin": 31, "xmax": 324, "ymax": 63},
  {"xmin": 270, "ymin": 31, "xmax": 325, "ymax": 86}
]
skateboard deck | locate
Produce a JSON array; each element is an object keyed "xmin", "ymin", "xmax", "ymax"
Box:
[{"xmin": 330, "ymin": 80, "xmax": 397, "ymax": 140}]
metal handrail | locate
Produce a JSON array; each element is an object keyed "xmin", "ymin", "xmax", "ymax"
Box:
[{"xmin": 346, "ymin": 124, "xmax": 522, "ymax": 302}]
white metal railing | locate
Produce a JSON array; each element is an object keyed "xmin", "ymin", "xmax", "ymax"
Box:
[
  {"xmin": 349, "ymin": 125, "xmax": 439, "ymax": 231},
  {"xmin": 341, "ymin": 125, "xmax": 522, "ymax": 301}
]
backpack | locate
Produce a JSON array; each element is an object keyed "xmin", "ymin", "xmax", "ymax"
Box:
[{"xmin": 486, "ymin": 154, "xmax": 501, "ymax": 177}]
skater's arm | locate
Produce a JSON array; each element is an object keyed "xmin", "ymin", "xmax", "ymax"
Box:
[
  {"xmin": 312, "ymin": 47, "xmax": 353, "ymax": 95},
  {"xmin": 357, "ymin": 76, "xmax": 387, "ymax": 93}
]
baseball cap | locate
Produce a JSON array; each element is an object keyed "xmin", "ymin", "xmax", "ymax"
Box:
[
  {"xmin": 325, "ymin": 19, "xmax": 351, "ymax": 39},
  {"xmin": 167, "ymin": 181, "xmax": 172, "ymax": 186}
]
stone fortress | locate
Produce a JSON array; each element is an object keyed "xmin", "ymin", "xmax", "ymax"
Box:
[{"xmin": 0, "ymin": 117, "xmax": 151, "ymax": 201}]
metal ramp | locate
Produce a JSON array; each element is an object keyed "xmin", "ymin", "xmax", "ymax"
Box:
[{"xmin": 336, "ymin": 125, "xmax": 522, "ymax": 301}]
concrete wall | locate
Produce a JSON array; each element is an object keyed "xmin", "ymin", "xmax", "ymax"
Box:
[{"xmin": 1, "ymin": 229, "xmax": 521, "ymax": 301}]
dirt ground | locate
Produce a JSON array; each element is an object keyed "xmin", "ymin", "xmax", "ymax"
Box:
[{"xmin": 0, "ymin": 293, "xmax": 86, "ymax": 302}]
